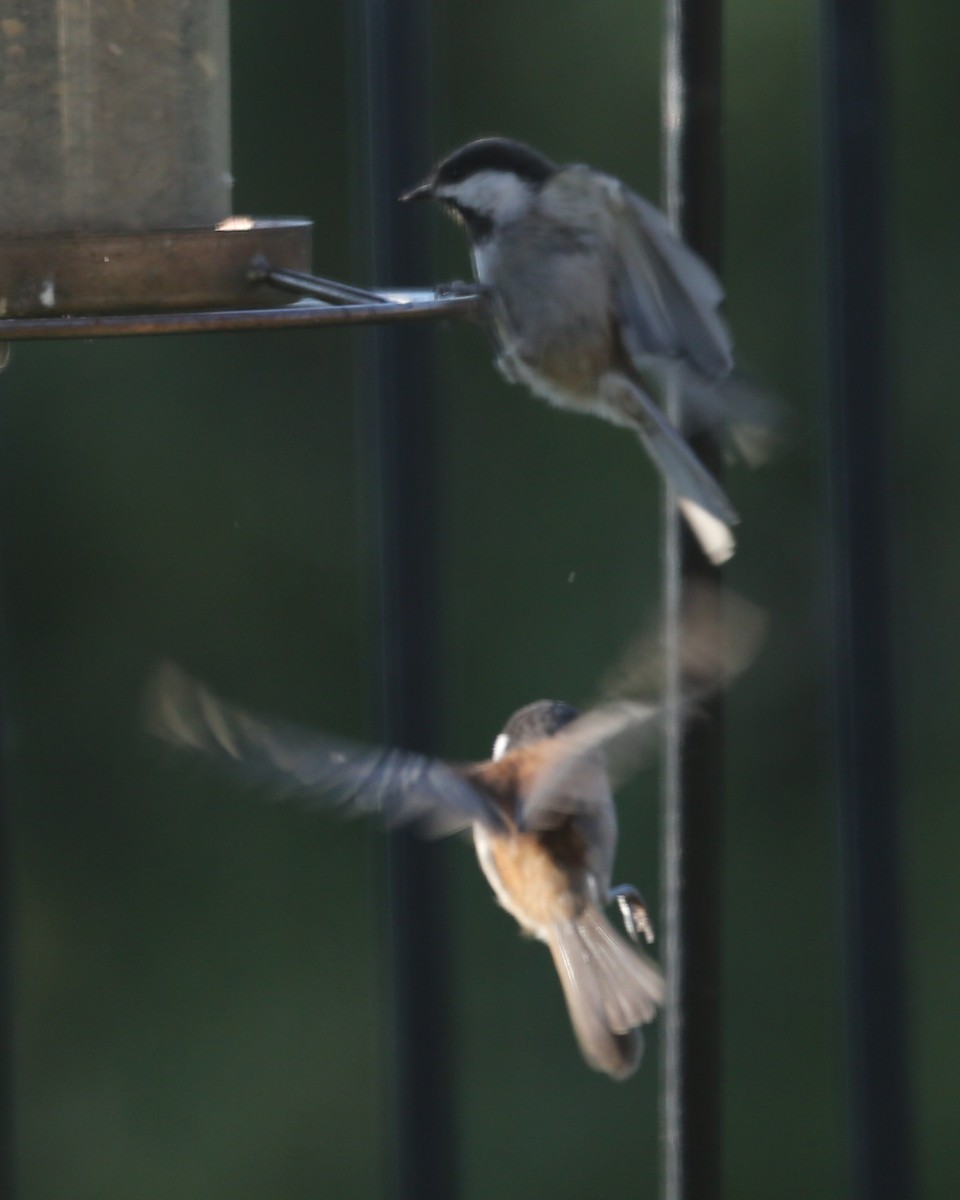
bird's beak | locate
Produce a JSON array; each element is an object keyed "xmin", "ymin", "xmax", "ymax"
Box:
[{"xmin": 399, "ymin": 179, "xmax": 434, "ymax": 202}]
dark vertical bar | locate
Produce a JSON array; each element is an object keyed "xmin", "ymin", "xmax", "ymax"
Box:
[
  {"xmin": 355, "ymin": 5, "xmax": 456, "ymax": 1200},
  {"xmin": 0, "ymin": 702, "xmax": 13, "ymax": 1200},
  {"xmin": 660, "ymin": 1, "xmax": 725, "ymax": 1200},
  {"xmin": 820, "ymin": 3, "xmax": 914, "ymax": 1198}
]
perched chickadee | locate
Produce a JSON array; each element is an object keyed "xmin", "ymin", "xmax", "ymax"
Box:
[
  {"xmin": 144, "ymin": 670, "xmax": 664, "ymax": 1080},
  {"xmin": 403, "ymin": 137, "xmax": 774, "ymax": 565}
]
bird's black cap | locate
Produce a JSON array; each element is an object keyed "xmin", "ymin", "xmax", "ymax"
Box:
[
  {"xmin": 431, "ymin": 137, "xmax": 558, "ymax": 188},
  {"xmin": 499, "ymin": 700, "xmax": 580, "ymax": 751},
  {"xmin": 402, "ymin": 137, "xmax": 559, "ymax": 202}
]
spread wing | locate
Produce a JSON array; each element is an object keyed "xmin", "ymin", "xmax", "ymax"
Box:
[
  {"xmin": 143, "ymin": 662, "xmax": 507, "ymax": 837},
  {"xmin": 598, "ymin": 172, "xmax": 733, "ymax": 380}
]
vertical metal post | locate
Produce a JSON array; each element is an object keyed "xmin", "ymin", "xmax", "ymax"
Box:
[
  {"xmin": 357, "ymin": 4, "xmax": 456, "ymax": 1200},
  {"xmin": 661, "ymin": 1, "xmax": 725, "ymax": 1199},
  {"xmin": 820, "ymin": 3, "xmax": 914, "ymax": 1197}
]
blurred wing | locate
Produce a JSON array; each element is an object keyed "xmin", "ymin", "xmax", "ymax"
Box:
[
  {"xmin": 599, "ymin": 585, "xmax": 768, "ymax": 702},
  {"xmin": 518, "ymin": 699, "xmax": 662, "ymax": 829},
  {"xmin": 666, "ymin": 362, "xmax": 789, "ymax": 468},
  {"xmin": 519, "ymin": 588, "xmax": 767, "ymax": 827},
  {"xmin": 143, "ymin": 662, "xmax": 506, "ymax": 837},
  {"xmin": 603, "ymin": 176, "xmax": 733, "ymax": 380}
]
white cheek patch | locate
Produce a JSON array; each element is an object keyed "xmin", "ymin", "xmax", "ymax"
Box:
[
  {"xmin": 438, "ymin": 170, "xmax": 533, "ymax": 225},
  {"xmin": 492, "ymin": 732, "xmax": 510, "ymax": 761}
]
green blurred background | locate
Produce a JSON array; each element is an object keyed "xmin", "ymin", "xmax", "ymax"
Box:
[{"xmin": 4, "ymin": 1, "xmax": 956, "ymax": 1197}]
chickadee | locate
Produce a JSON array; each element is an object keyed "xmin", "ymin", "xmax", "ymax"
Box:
[
  {"xmin": 145, "ymin": 670, "xmax": 663, "ymax": 1080},
  {"xmin": 403, "ymin": 137, "xmax": 773, "ymax": 565},
  {"xmin": 143, "ymin": 596, "xmax": 761, "ymax": 1080}
]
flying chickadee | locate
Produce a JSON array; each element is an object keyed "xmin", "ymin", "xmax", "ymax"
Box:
[
  {"xmin": 143, "ymin": 595, "xmax": 762, "ymax": 1080},
  {"xmin": 403, "ymin": 137, "xmax": 775, "ymax": 565}
]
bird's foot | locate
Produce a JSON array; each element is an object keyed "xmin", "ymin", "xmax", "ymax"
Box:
[{"xmin": 610, "ymin": 885, "xmax": 655, "ymax": 945}]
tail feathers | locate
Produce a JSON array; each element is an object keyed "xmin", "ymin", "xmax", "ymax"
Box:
[
  {"xmin": 677, "ymin": 499, "xmax": 735, "ymax": 567},
  {"xmin": 598, "ymin": 372, "xmax": 738, "ymax": 566},
  {"xmin": 548, "ymin": 905, "xmax": 665, "ymax": 1081}
]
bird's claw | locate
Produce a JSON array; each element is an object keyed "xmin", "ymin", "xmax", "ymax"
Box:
[{"xmin": 611, "ymin": 886, "xmax": 655, "ymax": 945}]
